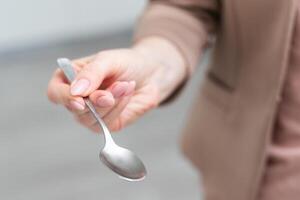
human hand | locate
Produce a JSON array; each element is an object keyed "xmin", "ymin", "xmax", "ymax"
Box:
[{"xmin": 47, "ymin": 37, "xmax": 185, "ymax": 132}]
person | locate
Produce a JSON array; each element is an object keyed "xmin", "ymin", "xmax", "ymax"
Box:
[{"xmin": 47, "ymin": 0, "xmax": 300, "ymax": 199}]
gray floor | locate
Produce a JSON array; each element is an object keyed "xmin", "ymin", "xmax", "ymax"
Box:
[{"xmin": 0, "ymin": 28, "xmax": 206, "ymax": 200}]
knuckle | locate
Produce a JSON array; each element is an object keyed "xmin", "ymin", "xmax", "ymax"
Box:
[
  {"xmin": 148, "ymin": 100, "xmax": 159, "ymax": 110},
  {"xmin": 80, "ymin": 63, "xmax": 102, "ymax": 82},
  {"xmin": 109, "ymin": 125, "xmax": 120, "ymax": 132},
  {"xmin": 65, "ymin": 104, "xmax": 73, "ymax": 112},
  {"xmin": 77, "ymin": 113, "xmax": 96, "ymax": 127},
  {"xmin": 80, "ymin": 65, "xmax": 94, "ymax": 76},
  {"xmin": 89, "ymin": 124, "xmax": 101, "ymax": 133},
  {"xmin": 96, "ymin": 50, "xmax": 111, "ymax": 59},
  {"xmin": 109, "ymin": 118, "xmax": 124, "ymax": 132},
  {"xmin": 144, "ymin": 88, "xmax": 160, "ymax": 111},
  {"xmin": 72, "ymin": 59, "xmax": 85, "ymax": 68},
  {"xmin": 47, "ymin": 87, "xmax": 57, "ymax": 104},
  {"xmin": 73, "ymin": 108, "xmax": 89, "ymax": 116},
  {"xmin": 73, "ymin": 115, "xmax": 83, "ymax": 124},
  {"xmin": 53, "ymin": 68, "xmax": 61, "ymax": 77},
  {"xmin": 74, "ymin": 115, "xmax": 89, "ymax": 126},
  {"xmin": 95, "ymin": 108, "xmax": 109, "ymax": 118},
  {"xmin": 95, "ymin": 51, "xmax": 116, "ymax": 66},
  {"xmin": 74, "ymin": 114, "xmax": 99, "ymax": 133}
]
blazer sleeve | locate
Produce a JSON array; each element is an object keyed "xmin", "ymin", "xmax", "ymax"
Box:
[
  {"xmin": 134, "ymin": 0, "xmax": 220, "ymax": 75},
  {"xmin": 134, "ymin": 0, "xmax": 220, "ymax": 103}
]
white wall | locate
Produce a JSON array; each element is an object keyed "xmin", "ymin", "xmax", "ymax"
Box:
[{"xmin": 0, "ymin": 0, "xmax": 146, "ymax": 51}]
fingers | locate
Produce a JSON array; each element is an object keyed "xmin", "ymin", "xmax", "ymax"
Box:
[
  {"xmin": 90, "ymin": 95, "xmax": 132, "ymax": 133},
  {"xmin": 85, "ymin": 81, "xmax": 136, "ymax": 133},
  {"xmin": 73, "ymin": 90, "xmax": 115, "ymax": 127},
  {"xmin": 49, "ymin": 56, "xmax": 137, "ymax": 133},
  {"xmin": 70, "ymin": 54, "xmax": 114, "ymax": 97},
  {"xmin": 47, "ymin": 69, "xmax": 67, "ymax": 104},
  {"xmin": 47, "ymin": 69, "xmax": 85, "ymax": 109},
  {"xmin": 72, "ymin": 55, "xmax": 95, "ymax": 68},
  {"xmin": 105, "ymin": 84, "xmax": 159, "ymax": 132},
  {"xmin": 90, "ymin": 90, "xmax": 115, "ymax": 108},
  {"xmin": 102, "ymin": 81, "xmax": 136, "ymax": 131},
  {"xmin": 73, "ymin": 81, "xmax": 135, "ymax": 133}
]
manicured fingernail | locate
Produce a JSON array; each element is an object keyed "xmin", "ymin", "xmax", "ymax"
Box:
[
  {"xmin": 71, "ymin": 79, "xmax": 90, "ymax": 96},
  {"xmin": 111, "ymin": 82, "xmax": 129, "ymax": 98},
  {"xmin": 124, "ymin": 81, "xmax": 136, "ymax": 96},
  {"xmin": 70, "ymin": 100, "xmax": 85, "ymax": 111},
  {"xmin": 97, "ymin": 95, "xmax": 115, "ymax": 107}
]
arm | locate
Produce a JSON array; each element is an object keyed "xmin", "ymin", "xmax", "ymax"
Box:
[
  {"xmin": 47, "ymin": 0, "xmax": 220, "ymax": 132},
  {"xmin": 135, "ymin": 0, "xmax": 220, "ymax": 76}
]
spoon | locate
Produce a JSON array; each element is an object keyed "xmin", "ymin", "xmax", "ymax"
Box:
[{"xmin": 57, "ymin": 58, "xmax": 147, "ymax": 181}]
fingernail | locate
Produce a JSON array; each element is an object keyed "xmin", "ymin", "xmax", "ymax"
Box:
[
  {"xmin": 111, "ymin": 82, "xmax": 129, "ymax": 98},
  {"xmin": 124, "ymin": 81, "xmax": 136, "ymax": 96},
  {"xmin": 97, "ymin": 95, "xmax": 115, "ymax": 107},
  {"xmin": 71, "ymin": 79, "xmax": 90, "ymax": 96},
  {"xmin": 70, "ymin": 100, "xmax": 85, "ymax": 111}
]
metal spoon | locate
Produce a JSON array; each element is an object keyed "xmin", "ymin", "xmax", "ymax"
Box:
[{"xmin": 57, "ymin": 58, "xmax": 147, "ymax": 181}]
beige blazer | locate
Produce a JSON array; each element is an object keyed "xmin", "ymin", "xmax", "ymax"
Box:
[{"xmin": 135, "ymin": 0, "xmax": 297, "ymax": 200}]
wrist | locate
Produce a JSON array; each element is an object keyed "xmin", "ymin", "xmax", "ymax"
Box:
[{"xmin": 132, "ymin": 37, "xmax": 187, "ymax": 103}]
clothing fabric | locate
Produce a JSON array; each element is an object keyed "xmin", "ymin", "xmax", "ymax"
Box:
[
  {"xmin": 135, "ymin": 0, "xmax": 298, "ymax": 200},
  {"xmin": 258, "ymin": 3, "xmax": 300, "ymax": 200}
]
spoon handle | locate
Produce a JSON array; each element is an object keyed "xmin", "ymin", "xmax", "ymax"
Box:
[
  {"xmin": 84, "ymin": 98, "xmax": 111, "ymax": 137},
  {"xmin": 57, "ymin": 58, "xmax": 114, "ymax": 145}
]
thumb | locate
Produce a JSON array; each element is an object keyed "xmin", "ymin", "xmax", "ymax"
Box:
[{"xmin": 70, "ymin": 57, "xmax": 111, "ymax": 97}]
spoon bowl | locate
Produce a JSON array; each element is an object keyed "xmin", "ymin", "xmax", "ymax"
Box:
[{"xmin": 100, "ymin": 144, "xmax": 146, "ymax": 181}]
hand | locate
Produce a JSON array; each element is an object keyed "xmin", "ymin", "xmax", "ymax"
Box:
[{"xmin": 47, "ymin": 37, "xmax": 186, "ymax": 132}]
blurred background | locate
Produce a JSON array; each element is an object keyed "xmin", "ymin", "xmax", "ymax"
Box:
[{"xmin": 0, "ymin": 0, "xmax": 206, "ymax": 199}]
